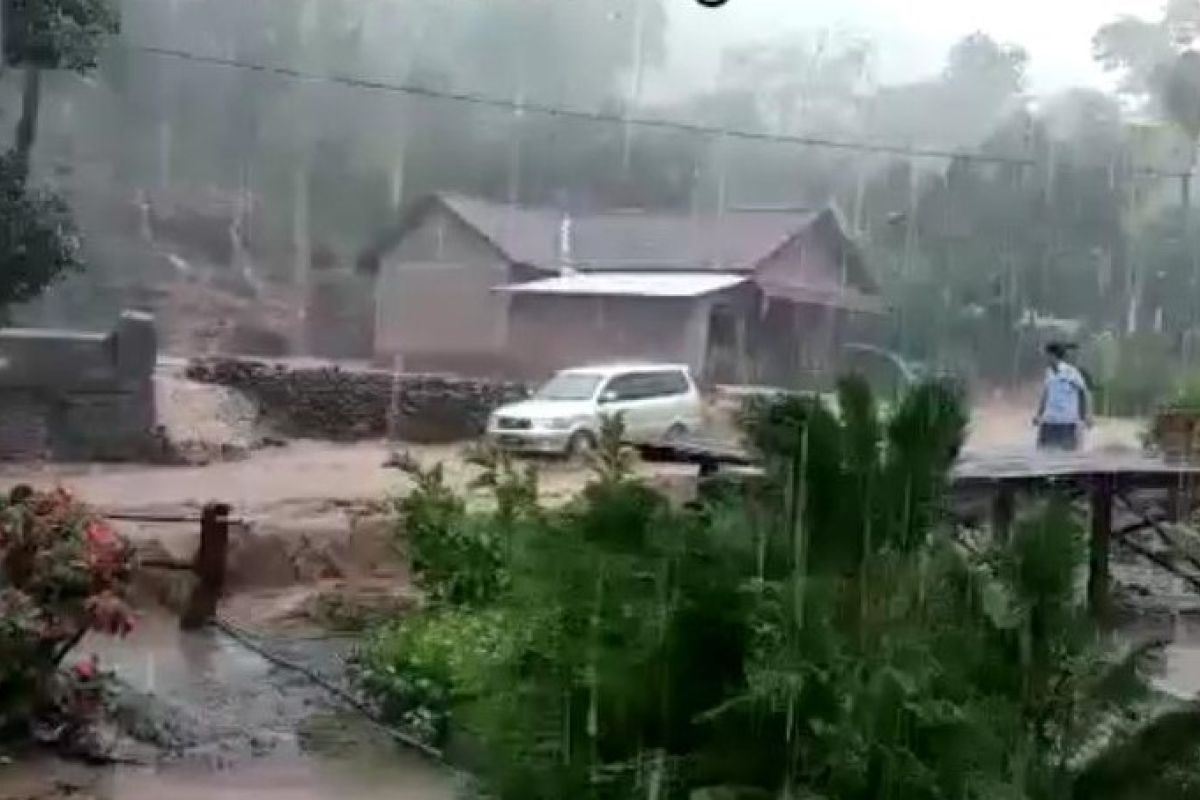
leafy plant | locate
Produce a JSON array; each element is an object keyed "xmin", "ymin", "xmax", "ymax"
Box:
[
  {"xmin": 390, "ymin": 457, "xmax": 507, "ymax": 607},
  {"xmin": 364, "ymin": 379, "xmax": 1200, "ymax": 800},
  {"xmin": 0, "ymin": 486, "xmax": 134, "ymax": 741},
  {"xmin": 357, "ymin": 606, "xmax": 520, "ymax": 746}
]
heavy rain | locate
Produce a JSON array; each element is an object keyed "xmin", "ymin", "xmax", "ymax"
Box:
[{"xmin": 4, "ymin": 1, "xmax": 1200, "ymax": 799}]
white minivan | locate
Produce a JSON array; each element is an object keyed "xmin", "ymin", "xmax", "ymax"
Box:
[{"xmin": 487, "ymin": 363, "xmax": 704, "ymax": 457}]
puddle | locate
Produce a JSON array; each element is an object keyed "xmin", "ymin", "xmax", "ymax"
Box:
[{"xmin": 0, "ymin": 612, "xmax": 455, "ymax": 800}]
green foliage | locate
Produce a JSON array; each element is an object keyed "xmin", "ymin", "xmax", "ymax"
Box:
[
  {"xmin": 363, "ymin": 380, "xmax": 1200, "ymax": 799},
  {"xmin": 0, "ymin": 151, "xmax": 83, "ymax": 313},
  {"xmin": 465, "ymin": 442, "xmax": 539, "ymax": 530},
  {"xmin": 1158, "ymin": 370, "xmax": 1200, "ymax": 412},
  {"xmin": 391, "ymin": 456, "xmax": 507, "ymax": 607},
  {"xmin": 2, "ymin": 0, "xmax": 119, "ymax": 71},
  {"xmin": 0, "ymin": 0, "xmax": 117, "ymax": 313},
  {"xmin": 0, "ymin": 487, "xmax": 133, "ymax": 741},
  {"xmin": 356, "ymin": 607, "xmax": 520, "ymax": 746}
]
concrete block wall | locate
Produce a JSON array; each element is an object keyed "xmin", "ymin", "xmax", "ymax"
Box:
[{"xmin": 0, "ymin": 311, "xmax": 158, "ymax": 461}]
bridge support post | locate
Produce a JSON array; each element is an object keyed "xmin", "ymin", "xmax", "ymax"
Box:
[
  {"xmin": 1089, "ymin": 475, "xmax": 1113, "ymax": 622},
  {"xmin": 991, "ymin": 485, "xmax": 1015, "ymax": 543}
]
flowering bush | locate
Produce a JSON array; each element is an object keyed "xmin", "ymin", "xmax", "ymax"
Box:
[{"xmin": 0, "ymin": 486, "xmax": 134, "ymax": 739}]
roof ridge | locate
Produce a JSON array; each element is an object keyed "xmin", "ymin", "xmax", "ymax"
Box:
[{"xmin": 440, "ymin": 192, "xmax": 819, "ymax": 220}]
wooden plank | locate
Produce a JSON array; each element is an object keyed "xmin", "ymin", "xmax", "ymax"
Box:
[{"xmin": 180, "ymin": 501, "xmax": 232, "ymax": 630}]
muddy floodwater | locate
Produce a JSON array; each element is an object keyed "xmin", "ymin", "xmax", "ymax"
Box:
[{"xmin": 0, "ymin": 613, "xmax": 456, "ymax": 800}]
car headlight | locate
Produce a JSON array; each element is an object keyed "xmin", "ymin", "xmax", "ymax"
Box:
[{"xmin": 543, "ymin": 417, "xmax": 573, "ymax": 430}]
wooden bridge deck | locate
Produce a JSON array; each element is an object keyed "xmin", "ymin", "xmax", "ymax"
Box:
[
  {"xmin": 640, "ymin": 438, "xmax": 1200, "ymax": 619},
  {"xmin": 953, "ymin": 446, "xmax": 1200, "ymax": 488}
]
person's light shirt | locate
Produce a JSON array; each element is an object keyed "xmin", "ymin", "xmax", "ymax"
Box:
[{"xmin": 1041, "ymin": 363, "xmax": 1086, "ymax": 424}]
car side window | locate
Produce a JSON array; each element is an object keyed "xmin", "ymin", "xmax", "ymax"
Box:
[
  {"xmin": 604, "ymin": 371, "xmax": 690, "ymax": 401},
  {"xmin": 661, "ymin": 371, "xmax": 689, "ymax": 396},
  {"xmin": 641, "ymin": 371, "xmax": 688, "ymax": 398},
  {"xmin": 604, "ymin": 374, "xmax": 642, "ymax": 401}
]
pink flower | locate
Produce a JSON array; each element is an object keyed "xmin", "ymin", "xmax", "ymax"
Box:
[
  {"xmin": 73, "ymin": 656, "xmax": 98, "ymax": 681},
  {"xmin": 84, "ymin": 521, "xmax": 118, "ymax": 549}
]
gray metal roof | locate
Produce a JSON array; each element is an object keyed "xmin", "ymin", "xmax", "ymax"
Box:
[
  {"xmin": 372, "ymin": 193, "xmax": 823, "ymax": 274},
  {"xmin": 494, "ymin": 271, "xmax": 748, "ymax": 298},
  {"xmin": 446, "ymin": 194, "xmax": 818, "ymax": 272}
]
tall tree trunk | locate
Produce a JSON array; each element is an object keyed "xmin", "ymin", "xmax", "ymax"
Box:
[
  {"xmin": 14, "ymin": 65, "xmax": 41, "ymax": 173},
  {"xmin": 292, "ymin": 161, "xmax": 311, "ymax": 353}
]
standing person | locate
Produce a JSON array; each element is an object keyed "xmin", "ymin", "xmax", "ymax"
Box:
[{"xmin": 1034, "ymin": 342, "xmax": 1092, "ymax": 451}]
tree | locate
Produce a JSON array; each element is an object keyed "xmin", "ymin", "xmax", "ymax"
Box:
[
  {"xmin": 0, "ymin": 0, "xmax": 117, "ymax": 314},
  {"xmin": 718, "ymin": 31, "xmax": 875, "ymax": 135},
  {"xmin": 2, "ymin": 0, "xmax": 119, "ymax": 168},
  {"xmin": 0, "ymin": 151, "xmax": 82, "ymax": 311},
  {"xmin": 1094, "ymin": 1, "xmax": 1200, "ymax": 105},
  {"xmin": 867, "ymin": 31, "xmax": 1028, "ymax": 152}
]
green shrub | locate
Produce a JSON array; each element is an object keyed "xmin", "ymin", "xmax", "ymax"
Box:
[
  {"xmin": 356, "ymin": 607, "xmax": 519, "ymax": 745},
  {"xmin": 1160, "ymin": 372, "xmax": 1200, "ymax": 412},
  {"xmin": 390, "ymin": 458, "xmax": 508, "ymax": 607},
  {"xmin": 360, "ymin": 381, "xmax": 1200, "ymax": 800}
]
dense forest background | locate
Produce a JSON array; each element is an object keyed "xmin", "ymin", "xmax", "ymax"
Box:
[{"xmin": 11, "ymin": 0, "xmax": 1200, "ymax": 398}]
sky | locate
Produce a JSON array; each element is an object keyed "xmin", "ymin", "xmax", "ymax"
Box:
[{"xmin": 654, "ymin": 0, "xmax": 1157, "ymax": 98}]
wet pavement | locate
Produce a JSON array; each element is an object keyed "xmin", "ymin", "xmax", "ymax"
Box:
[{"xmin": 0, "ymin": 614, "xmax": 455, "ymax": 800}]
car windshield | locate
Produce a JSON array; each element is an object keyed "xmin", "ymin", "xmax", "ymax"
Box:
[{"xmin": 534, "ymin": 372, "xmax": 603, "ymax": 402}]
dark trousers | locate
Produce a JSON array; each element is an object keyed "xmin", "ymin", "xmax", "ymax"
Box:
[{"xmin": 1037, "ymin": 422, "xmax": 1080, "ymax": 451}]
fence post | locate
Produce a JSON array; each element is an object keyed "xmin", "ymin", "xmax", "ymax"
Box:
[{"xmin": 181, "ymin": 501, "xmax": 232, "ymax": 630}]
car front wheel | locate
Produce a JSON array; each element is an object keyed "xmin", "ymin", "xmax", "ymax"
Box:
[
  {"xmin": 664, "ymin": 423, "xmax": 689, "ymax": 442},
  {"xmin": 565, "ymin": 430, "xmax": 597, "ymax": 463}
]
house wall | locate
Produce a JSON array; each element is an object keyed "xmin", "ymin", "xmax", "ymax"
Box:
[
  {"xmin": 374, "ymin": 205, "xmax": 512, "ymax": 365},
  {"xmin": 748, "ymin": 222, "xmax": 875, "ymax": 386},
  {"xmin": 754, "ymin": 226, "xmax": 850, "ymax": 295},
  {"xmin": 745, "ymin": 299, "xmax": 847, "ymax": 389},
  {"xmin": 506, "ymin": 295, "xmax": 702, "ymax": 379}
]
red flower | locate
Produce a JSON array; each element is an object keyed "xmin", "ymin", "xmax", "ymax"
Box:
[
  {"xmin": 73, "ymin": 656, "xmax": 98, "ymax": 681},
  {"xmin": 84, "ymin": 520, "xmax": 118, "ymax": 550}
]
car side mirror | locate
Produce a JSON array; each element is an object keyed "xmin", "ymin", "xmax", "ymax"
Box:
[{"xmin": 599, "ymin": 390, "xmax": 618, "ymax": 404}]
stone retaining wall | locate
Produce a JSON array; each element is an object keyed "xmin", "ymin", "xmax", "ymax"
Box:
[{"xmin": 184, "ymin": 357, "xmax": 527, "ymax": 443}]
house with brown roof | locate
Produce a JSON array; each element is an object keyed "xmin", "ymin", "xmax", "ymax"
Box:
[{"xmin": 358, "ymin": 193, "xmax": 883, "ymax": 385}]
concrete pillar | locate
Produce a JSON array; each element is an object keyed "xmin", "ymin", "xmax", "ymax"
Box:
[{"xmin": 113, "ymin": 310, "xmax": 157, "ymax": 383}]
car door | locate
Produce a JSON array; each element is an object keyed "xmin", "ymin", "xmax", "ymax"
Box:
[
  {"xmin": 635, "ymin": 371, "xmax": 677, "ymax": 437},
  {"xmin": 660, "ymin": 369, "xmax": 701, "ymax": 432},
  {"xmin": 649, "ymin": 370, "xmax": 700, "ymax": 436},
  {"xmin": 599, "ymin": 372, "xmax": 654, "ymax": 440}
]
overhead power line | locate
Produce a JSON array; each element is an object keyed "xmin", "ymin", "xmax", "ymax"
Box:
[{"xmin": 126, "ymin": 42, "xmax": 1195, "ymax": 180}]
